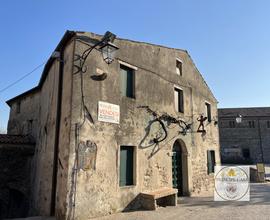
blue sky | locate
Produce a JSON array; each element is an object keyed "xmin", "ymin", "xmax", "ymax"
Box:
[{"xmin": 0, "ymin": 0, "xmax": 269, "ymax": 130}]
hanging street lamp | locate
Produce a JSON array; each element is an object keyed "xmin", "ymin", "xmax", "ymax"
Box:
[{"xmin": 99, "ymin": 41, "xmax": 119, "ymax": 64}]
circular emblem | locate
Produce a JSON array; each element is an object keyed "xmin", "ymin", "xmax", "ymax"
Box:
[{"xmin": 215, "ymin": 166, "xmax": 249, "ymax": 201}]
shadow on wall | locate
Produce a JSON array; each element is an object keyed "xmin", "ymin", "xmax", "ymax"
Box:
[
  {"xmin": 0, "ymin": 147, "xmax": 33, "ymax": 220},
  {"xmin": 0, "ymin": 189, "xmax": 29, "ymax": 219},
  {"xmin": 122, "ymin": 194, "xmax": 145, "ymax": 213}
]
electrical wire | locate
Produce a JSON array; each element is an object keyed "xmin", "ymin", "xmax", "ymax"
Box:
[{"xmin": 0, "ymin": 61, "xmax": 46, "ymax": 94}]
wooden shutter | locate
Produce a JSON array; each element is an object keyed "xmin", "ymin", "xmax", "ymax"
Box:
[
  {"xmin": 120, "ymin": 66, "xmax": 127, "ymax": 97},
  {"xmin": 179, "ymin": 89, "xmax": 184, "ymax": 113},
  {"xmin": 207, "ymin": 150, "xmax": 215, "ymax": 174},
  {"xmin": 120, "ymin": 65, "xmax": 134, "ymax": 98},
  {"xmin": 174, "ymin": 89, "xmax": 179, "ymax": 112},
  {"xmin": 207, "ymin": 150, "xmax": 212, "ymax": 174},
  {"xmin": 174, "ymin": 88, "xmax": 184, "ymax": 113},
  {"xmin": 205, "ymin": 103, "xmax": 211, "ymax": 122},
  {"xmin": 211, "ymin": 151, "xmax": 216, "ymax": 172},
  {"xmin": 120, "ymin": 146, "xmax": 134, "ymax": 186},
  {"xmin": 126, "ymin": 68, "xmax": 134, "ymax": 98}
]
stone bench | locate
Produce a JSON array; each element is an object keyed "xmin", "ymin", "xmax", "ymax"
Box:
[{"xmin": 140, "ymin": 187, "xmax": 178, "ymax": 210}]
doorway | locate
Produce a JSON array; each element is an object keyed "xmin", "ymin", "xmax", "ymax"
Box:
[{"xmin": 172, "ymin": 139, "xmax": 188, "ymax": 196}]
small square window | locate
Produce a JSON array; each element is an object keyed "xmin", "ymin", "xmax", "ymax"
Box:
[
  {"xmin": 242, "ymin": 148, "xmax": 250, "ymax": 159},
  {"xmin": 267, "ymin": 121, "xmax": 270, "ymax": 129},
  {"xmin": 176, "ymin": 59, "xmax": 182, "ymax": 76},
  {"xmin": 229, "ymin": 121, "xmax": 235, "ymax": 128},
  {"xmin": 248, "ymin": 121, "xmax": 255, "ymax": 128},
  {"xmin": 174, "ymin": 87, "xmax": 184, "ymax": 113}
]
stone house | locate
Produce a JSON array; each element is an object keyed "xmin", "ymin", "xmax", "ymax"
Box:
[
  {"xmin": 218, "ymin": 107, "xmax": 270, "ymax": 164},
  {"xmin": 4, "ymin": 30, "xmax": 220, "ymax": 219}
]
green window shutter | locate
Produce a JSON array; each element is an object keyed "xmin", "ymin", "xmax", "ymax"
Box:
[
  {"xmin": 174, "ymin": 88, "xmax": 184, "ymax": 113},
  {"xmin": 206, "ymin": 103, "xmax": 211, "ymax": 122},
  {"xmin": 120, "ymin": 65, "xmax": 134, "ymax": 98},
  {"xmin": 179, "ymin": 89, "xmax": 184, "ymax": 113},
  {"xmin": 207, "ymin": 150, "xmax": 215, "ymax": 174},
  {"xmin": 120, "ymin": 147, "xmax": 127, "ymax": 186},
  {"xmin": 120, "ymin": 146, "xmax": 134, "ymax": 186},
  {"xmin": 174, "ymin": 89, "xmax": 179, "ymax": 112},
  {"xmin": 126, "ymin": 69, "xmax": 134, "ymax": 98},
  {"xmin": 207, "ymin": 150, "xmax": 212, "ymax": 174},
  {"xmin": 120, "ymin": 66, "xmax": 127, "ymax": 97},
  {"xmin": 211, "ymin": 151, "xmax": 216, "ymax": 170}
]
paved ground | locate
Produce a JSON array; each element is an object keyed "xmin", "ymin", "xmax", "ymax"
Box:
[
  {"xmin": 10, "ymin": 166, "xmax": 270, "ymax": 220},
  {"xmin": 10, "ymin": 183, "xmax": 270, "ymax": 220},
  {"xmin": 94, "ymin": 183, "xmax": 270, "ymax": 220}
]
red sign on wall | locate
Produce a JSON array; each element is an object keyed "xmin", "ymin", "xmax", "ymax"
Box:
[{"xmin": 98, "ymin": 101, "xmax": 120, "ymax": 124}]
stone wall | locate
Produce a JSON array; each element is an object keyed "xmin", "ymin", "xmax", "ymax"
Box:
[
  {"xmin": 28, "ymin": 59, "xmax": 60, "ymax": 216},
  {"xmin": 7, "ymin": 60, "xmax": 61, "ymax": 216},
  {"xmin": 0, "ymin": 144, "xmax": 33, "ymax": 219},
  {"xmin": 7, "ymin": 91, "xmax": 40, "ymax": 139},
  {"xmin": 218, "ymin": 107, "xmax": 270, "ymax": 164},
  {"xmin": 55, "ymin": 40, "xmax": 75, "ymax": 219}
]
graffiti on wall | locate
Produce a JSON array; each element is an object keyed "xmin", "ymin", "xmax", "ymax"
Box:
[{"xmin": 78, "ymin": 140, "xmax": 97, "ymax": 171}]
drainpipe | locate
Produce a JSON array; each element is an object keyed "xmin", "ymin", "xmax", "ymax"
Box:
[{"xmin": 50, "ymin": 47, "xmax": 64, "ymax": 216}]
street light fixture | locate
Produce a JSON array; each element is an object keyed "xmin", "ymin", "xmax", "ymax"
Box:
[
  {"xmin": 236, "ymin": 114, "xmax": 242, "ymax": 124},
  {"xmin": 100, "ymin": 42, "xmax": 119, "ymax": 64},
  {"xmin": 74, "ymin": 31, "xmax": 119, "ymax": 74}
]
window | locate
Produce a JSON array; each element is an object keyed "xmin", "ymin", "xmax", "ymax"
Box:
[
  {"xmin": 174, "ymin": 87, "xmax": 184, "ymax": 113},
  {"xmin": 205, "ymin": 102, "xmax": 211, "ymax": 122},
  {"xmin": 267, "ymin": 121, "xmax": 270, "ymax": 128},
  {"xmin": 176, "ymin": 59, "xmax": 183, "ymax": 76},
  {"xmin": 229, "ymin": 121, "xmax": 235, "ymax": 128},
  {"xmin": 120, "ymin": 64, "xmax": 135, "ymax": 98},
  {"xmin": 242, "ymin": 148, "xmax": 250, "ymax": 159},
  {"xmin": 16, "ymin": 101, "xmax": 21, "ymax": 114},
  {"xmin": 119, "ymin": 146, "xmax": 134, "ymax": 186},
  {"xmin": 207, "ymin": 150, "xmax": 216, "ymax": 174},
  {"xmin": 27, "ymin": 120, "xmax": 33, "ymax": 134},
  {"xmin": 248, "ymin": 121, "xmax": 255, "ymax": 128}
]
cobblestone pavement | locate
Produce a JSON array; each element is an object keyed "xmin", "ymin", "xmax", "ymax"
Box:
[{"xmin": 94, "ymin": 183, "xmax": 270, "ymax": 220}]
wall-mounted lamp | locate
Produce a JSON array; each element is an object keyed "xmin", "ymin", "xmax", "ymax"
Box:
[
  {"xmin": 100, "ymin": 42, "xmax": 119, "ymax": 64},
  {"xmin": 74, "ymin": 31, "xmax": 119, "ymax": 74}
]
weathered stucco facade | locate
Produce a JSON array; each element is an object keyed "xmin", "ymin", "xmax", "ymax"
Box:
[
  {"xmin": 5, "ymin": 31, "xmax": 220, "ymax": 219},
  {"xmin": 218, "ymin": 107, "xmax": 270, "ymax": 164}
]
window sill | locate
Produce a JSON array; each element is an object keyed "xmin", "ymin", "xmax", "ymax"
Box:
[
  {"xmin": 119, "ymin": 185, "xmax": 136, "ymax": 189},
  {"xmin": 174, "ymin": 111, "xmax": 184, "ymax": 115},
  {"xmin": 121, "ymin": 96, "xmax": 136, "ymax": 100}
]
